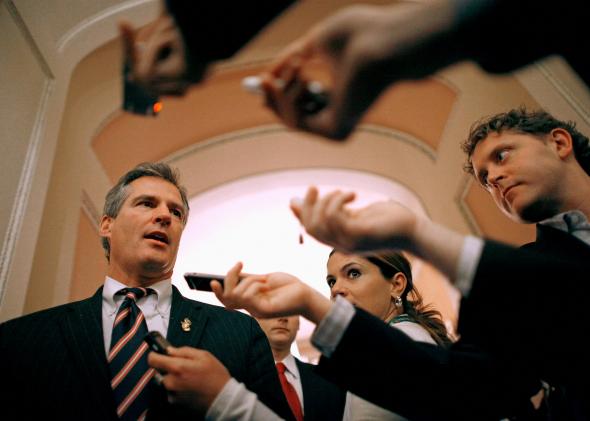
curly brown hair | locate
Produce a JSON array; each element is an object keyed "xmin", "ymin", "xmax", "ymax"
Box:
[{"xmin": 461, "ymin": 107, "xmax": 590, "ymax": 176}]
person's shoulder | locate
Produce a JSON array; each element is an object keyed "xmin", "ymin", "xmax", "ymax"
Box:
[
  {"xmin": 182, "ymin": 296, "xmax": 254, "ymax": 322},
  {"xmin": 295, "ymin": 358, "xmax": 320, "ymax": 380},
  {"xmin": 293, "ymin": 356, "xmax": 314, "ymax": 370},
  {"xmin": 393, "ymin": 321, "xmax": 437, "ymax": 344},
  {"xmin": 0, "ymin": 298, "xmax": 88, "ymax": 330},
  {"xmin": 294, "ymin": 357, "xmax": 314, "ymax": 369},
  {"xmin": 295, "ymin": 357, "xmax": 327, "ymax": 377}
]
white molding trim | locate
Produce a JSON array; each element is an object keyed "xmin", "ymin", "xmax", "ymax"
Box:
[
  {"xmin": 358, "ymin": 124, "xmax": 437, "ymax": 161},
  {"xmin": 3, "ymin": 0, "xmax": 54, "ymax": 78},
  {"xmin": 455, "ymin": 174, "xmax": 482, "ymax": 236},
  {"xmin": 536, "ymin": 61, "xmax": 590, "ymax": 126},
  {"xmin": 81, "ymin": 189, "xmax": 101, "ymax": 229},
  {"xmin": 57, "ymin": 0, "xmax": 158, "ymax": 53},
  {"xmin": 165, "ymin": 124, "xmax": 437, "ymax": 166},
  {"xmin": 0, "ymin": 79, "xmax": 54, "ymax": 307}
]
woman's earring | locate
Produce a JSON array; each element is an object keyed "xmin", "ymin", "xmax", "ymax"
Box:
[{"xmin": 394, "ymin": 296, "xmax": 403, "ymax": 309}]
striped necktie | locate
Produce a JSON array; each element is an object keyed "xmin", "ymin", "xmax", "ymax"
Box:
[{"xmin": 109, "ymin": 287, "xmax": 156, "ymax": 420}]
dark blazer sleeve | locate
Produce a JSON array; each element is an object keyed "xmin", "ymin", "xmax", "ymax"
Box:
[
  {"xmin": 315, "ymin": 307, "xmax": 539, "ymax": 420},
  {"xmin": 451, "ymin": 0, "xmax": 589, "ymax": 86},
  {"xmin": 296, "ymin": 358, "xmax": 346, "ymax": 421},
  {"xmin": 458, "ymin": 238, "xmax": 589, "ymax": 384}
]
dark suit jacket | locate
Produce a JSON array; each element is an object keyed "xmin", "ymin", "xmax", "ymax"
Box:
[
  {"xmin": 316, "ymin": 226, "xmax": 590, "ymax": 420},
  {"xmin": 0, "ymin": 285, "xmax": 293, "ymax": 420},
  {"xmin": 295, "ymin": 358, "xmax": 345, "ymax": 421},
  {"xmin": 316, "ymin": 307, "xmax": 541, "ymax": 421},
  {"xmin": 460, "ymin": 225, "xmax": 590, "ymax": 419},
  {"xmin": 164, "ymin": 1, "xmax": 589, "ymax": 89},
  {"xmin": 451, "ymin": 0, "xmax": 589, "ymax": 87}
]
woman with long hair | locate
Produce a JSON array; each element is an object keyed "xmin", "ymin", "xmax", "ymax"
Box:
[{"xmin": 326, "ymin": 249, "xmax": 451, "ymax": 419}]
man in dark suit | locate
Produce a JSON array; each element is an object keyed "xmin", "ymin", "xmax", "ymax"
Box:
[
  {"xmin": 214, "ymin": 108, "xmax": 590, "ymax": 419},
  {"xmin": 256, "ymin": 315, "xmax": 345, "ymax": 421},
  {"xmin": 308, "ymin": 108, "xmax": 589, "ymax": 420},
  {"xmin": 0, "ymin": 162, "xmax": 293, "ymax": 420}
]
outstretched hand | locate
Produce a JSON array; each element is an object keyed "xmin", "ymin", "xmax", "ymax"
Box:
[
  {"xmin": 212, "ymin": 263, "xmax": 332, "ymax": 324},
  {"xmin": 259, "ymin": 2, "xmax": 457, "ymax": 139},
  {"xmin": 289, "ymin": 186, "xmax": 418, "ymax": 254}
]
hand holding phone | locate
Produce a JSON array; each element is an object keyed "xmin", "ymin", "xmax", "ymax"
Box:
[
  {"xmin": 184, "ymin": 272, "xmax": 225, "ymax": 292},
  {"xmin": 123, "ymin": 61, "xmax": 162, "ymax": 116},
  {"xmin": 184, "ymin": 272, "xmax": 250, "ymax": 292},
  {"xmin": 144, "ymin": 331, "xmax": 171, "ymax": 355},
  {"xmin": 242, "ymin": 76, "xmax": 329, "ymax": 114},
  {"xmin": 144, "ymin": 331, "xmax": 171, "ymax": 386}
]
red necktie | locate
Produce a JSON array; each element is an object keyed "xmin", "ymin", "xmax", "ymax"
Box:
[{"xmin": 276, "ymin": 362, "xmax": 303, "ymax": 421}]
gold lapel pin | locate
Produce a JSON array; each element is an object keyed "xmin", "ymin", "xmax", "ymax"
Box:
[{"xmin": 181, "ymin": 317, "xmax": 192, "ymax": 332}]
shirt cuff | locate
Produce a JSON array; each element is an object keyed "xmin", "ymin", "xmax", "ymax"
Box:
[
  {"xmin": 206, "ymin": 378, "xmax": 282, "ymax": 421},
  {"xmin": 311, "ymin": 295, "xmax": 355, "ymax": 358},
  {"xmin": 454, "ymin": 235, "xmax": 484, "ymax": 297}
]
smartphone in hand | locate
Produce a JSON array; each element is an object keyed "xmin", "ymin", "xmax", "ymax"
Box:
[
  {"xmin": 144, "ymin": 331, "xmax": 171, "ymax": 355},
  {"xmin": 183, "ymin": 272, "xmax": 225, "ymax": 292},
  {"xmin": 123, "ymin": 61, "xmax": 161, "ymax": 116},
  {"xmin": 242, "ymin": 76, "xmax": 329, "ymax": 114}
]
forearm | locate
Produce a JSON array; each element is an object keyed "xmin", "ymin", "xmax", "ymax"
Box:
[
  {"xmin": 300, "ymin": 286, "xmax": 332, "ymax": 325},
  {"xmin": 373, "ymin": 0, "xmax": 465, "ymax": 80},
  {"xmin": 207, "ymin": 378, "xmax": 283, "ymax": 421},
  {"xmin": 407, "ymin": 216, "xmax": 465, "ymax": 282}
]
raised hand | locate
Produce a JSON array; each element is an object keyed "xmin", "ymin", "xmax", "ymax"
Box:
[
  {"xmin": 289, "ymin": 186, "xmax": 418, "ymax": 253},
  {"xmin": 259, "ymin": 2, "xmax": 456, "ymax": 139},
  {"xmin": 212, "ymin": 263, "xmax": 332, "ymax": 324},
  {"xmin": 119, "ymin": 13, "xmax": 206, "ymax": 97}
]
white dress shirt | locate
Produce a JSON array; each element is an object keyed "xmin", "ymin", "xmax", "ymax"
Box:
[{"xmin": 101, "ymin": 276, "xmax": 172, "ymax": 355}]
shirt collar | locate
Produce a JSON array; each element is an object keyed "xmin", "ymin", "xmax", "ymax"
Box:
[
  {"xmin": 277, "ymin": 353, "xmax": 299, "ymax": 380},
  {"xmin": 539, "ymin": 210, "xmax": 590, "ymax": 233},
  {"xmin": 102, "ymin": 276, "xmax": 172, "ymax": 316}
]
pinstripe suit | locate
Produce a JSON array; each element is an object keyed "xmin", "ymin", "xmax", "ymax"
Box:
[{"xmin": 0, "ymin": 285, "xmax": 293, "ymax": 420}]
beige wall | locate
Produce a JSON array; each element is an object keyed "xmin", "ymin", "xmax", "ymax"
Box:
[
  {"xmin": 0, "ymin": 0, "xmax": 160, "ymax": 321},
  {"xmin": 0, "ymin": 2, "xmax": 54, "ymax": 320}
]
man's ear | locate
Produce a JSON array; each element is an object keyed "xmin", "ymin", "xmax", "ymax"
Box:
[
  {"xmin": 551, "ymin": 128, "xmax": 574, "ymax": 159},
  {"xmin": 99, "ymin": 215, "xmax": 113, "ymax": 239},
  {"xmin": 390, "ymin": 272, "xmax": 407, "ymax": 298}
]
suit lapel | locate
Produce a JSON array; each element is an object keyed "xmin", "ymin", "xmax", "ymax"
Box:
[
  {"xmin": 296, "ymin": 359, "xmax": 315, "ymax": 421},
  {"xmin": 59, "ymin": 287, "xmax": 117, "ymax": 419},
  {"xmin": 534, "ymin": 224, "xmax": 590, "ymax": 256},
  {"xmin": 166, "ymin": 286, "xmax": 208, "ymax": 348}
]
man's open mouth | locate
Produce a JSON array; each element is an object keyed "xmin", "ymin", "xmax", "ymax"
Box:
[{"xmin": 144, "ymin": 232, "xmax": 169, "ymax": 244}]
